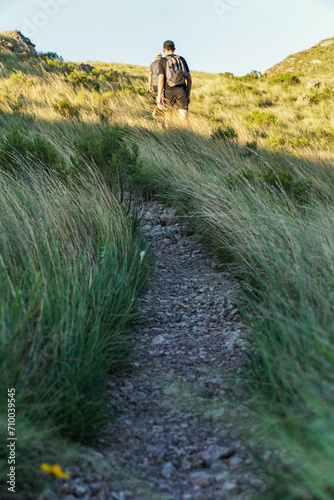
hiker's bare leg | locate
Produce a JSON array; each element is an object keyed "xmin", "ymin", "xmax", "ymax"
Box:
[
  {"xmin": 178, "ymin": 109, "xmax": 189, "ymax": 127},
  {"xmin": 164, "ymin": 109, "xmax": 173, "ymax": 129}
]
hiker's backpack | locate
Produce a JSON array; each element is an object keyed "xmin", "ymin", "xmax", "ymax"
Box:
[{"xmin": 166, "ymin": 55, "xmax": 188, "ymax": 87}]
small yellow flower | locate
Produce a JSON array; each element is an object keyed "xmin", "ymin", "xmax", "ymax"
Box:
[{"xmin": 40, "ymin": 463, "xmax": 70, "ymax": 479}]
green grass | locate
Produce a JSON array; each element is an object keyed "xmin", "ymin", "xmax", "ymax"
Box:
[
  {"xmin": 0, "ymin": 125, "xmax": 150, "ymax": 497},
  {"xmin": 123, "ymin": 125, "xmax": 334, "ymax": 499}
]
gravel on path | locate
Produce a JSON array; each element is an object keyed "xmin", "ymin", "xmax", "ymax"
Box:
[{"xmin": 52, "ymin": 202, "xmax": 264, "ymax": 500}]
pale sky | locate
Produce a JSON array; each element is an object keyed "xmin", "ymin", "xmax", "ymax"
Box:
[{"xmin": 0, "ymin": 0, "xmax": 333, "ymax": 75}]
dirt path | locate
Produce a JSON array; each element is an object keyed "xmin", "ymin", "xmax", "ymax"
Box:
[{"xmin": 55, "ymin": 202, "xmax": 262, "ymax": 500}]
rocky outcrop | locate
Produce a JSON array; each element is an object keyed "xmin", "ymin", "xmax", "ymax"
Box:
[
  {"xmin": 319, "ymin": 39, "xmax": 334, "ymax": 48},
  {"xmin": 0, "ymin": 30, "xmax": 36, "ymax": 57},
  {"xmin": 296, "ymin": 94, "xmax": 311, "ymax": 106},
  {"xmin": 78, "ymin": 63, "xmax": 95, "ymax": 72},
  {"xmin": 307, "ymin": 80, "xmax": 322, "ymax": 89}
]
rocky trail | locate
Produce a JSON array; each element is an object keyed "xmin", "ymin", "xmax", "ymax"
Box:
[{"xmin": 53, "ymin": 202, "xmax": 263, "ymax": 500}]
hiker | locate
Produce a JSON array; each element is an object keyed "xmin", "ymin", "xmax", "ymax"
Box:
[
  {"xmin": 148, "ymin": 53, "xmax": 165, "ymax": 124},
  {"xmin": 148, "ymin": 53, "xmax": 162, "ymax": 93},
  {"xmin": 157, "ymin": 40, "xmax": 192, "ymax": 127}
]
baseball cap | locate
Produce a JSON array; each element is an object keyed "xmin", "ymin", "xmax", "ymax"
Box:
[
  {"xmin": 163, "ymin": 40, "xmax": 175, "ymax": 50},
  {"xmin": 155, "ymin": 53, "xmax": 162, "ymax": 58}
]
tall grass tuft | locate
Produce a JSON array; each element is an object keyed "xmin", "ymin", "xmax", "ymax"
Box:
[{"xmin": 0, "ymin": 156, "xmax": 149, "ymax": 496}]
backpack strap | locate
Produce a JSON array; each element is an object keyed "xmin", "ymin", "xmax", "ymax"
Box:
[{"xmin": 166, "ymin": 54, "xmax": 177, "ymax": 64}]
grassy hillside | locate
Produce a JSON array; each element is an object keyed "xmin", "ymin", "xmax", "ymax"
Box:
[
  {"xmin": 0, "ymin": 31, "xmax": 334, "ymax": 499},
  {"xmin": 266, "ymin": 37, "xmax": 334, "ymax": 77}
]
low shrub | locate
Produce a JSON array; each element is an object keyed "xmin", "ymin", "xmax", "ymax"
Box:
[
  {"xmin": 246, "ymin": 140, "xmax": 258, "ymax": 151},
  {"xmin": 269, "ymin": 74, "xmax": 301, "ymax": 85},
  {"xmin": 103, "ymin": 69, "xmax": 119, "ymax": 81},
  {"xmin": 258, "ymin": 99, "xmax": 277, "ymax": 108},
  {"xmin": 287, "ymin": 136, "xmax": 310, "ymax": 148},
  {"xmin": 266, "ymin": 135, "xmax": 286, "ymax": 148},
  {"xmin": 208, "ymin": 117, "xmax": 223, "ymax": 124},
  {"xmin": 65, "ymin": 70, "xmax": 101, "ymax": 92},
  {"xmin": 310, "ymin": 127, "xmax": 334, "ymax": 143},
  {"xmin": 72, "ymin": 126, "xmax": 153, "ymax": 195},
  {"xmin": 311, "ymin": 87, "xmax": 334, "ymax": 104},
  {"xmin": 0, "ymin": 127, "xmax": 66, "ymax": 178},
  {"xmin": 91, "ymin": 68, "xmax": 103, "ymax": 77},
  {"xmin": 42, "ymin": 57, "xmax": 75, "ymax": 74},
  {"xmin": 116, "ymin": 86, "xmax": 133, "ymax": 96},
  {"xmin": 53, "ymin": 99, "xmax": 80, "ymax": 119},
  {"xmin": 39, "ymin": 51, "xmax": 64, "ymax": 62},
  {"xmin": 246, "ymin": 110, "xmax": 278, "ymax": 126},
  {"xmin": 7, "ymin": 92, "xmax": 24, "ymax": 113},
  {"xmin": 227, "ymin": 83, "xmax": 254, "ymax": 94},
  {"xmin": 234, "ymin": 164, "xmax": 313, "ymax": 203},
  {"xmin": 219, "ymin": 71, "xmax": 235, "ymax": 79},
  {"xmin": 101, "ymin": 90, "xmax": 114, "ymax": 99},
  {"xmin": 93, "ymin": 105, "xmax": 113, "ymax": 123},
  {"xmin": 137, "ymin": 86, "xmax": 147, "ymax": 96},
  {"xmin": 7, "ymin": 70, "xmax": 25, "ymax": 86},
  {"xmin": 235, "ymin": 70, "xmax": 262, "ymax": 82},
  {"xmin": 211, "ymin": 125, "xmax": 238, "ymax": 142}
]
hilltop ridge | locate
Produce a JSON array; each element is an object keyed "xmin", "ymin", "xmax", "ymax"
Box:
[
  {"xmin": 266, "ymin": 37, "xmax": 334, "ymax": 77},
  {"xmin": 1, "ymin": 29, "xmax": 334, "ymax": 81}
]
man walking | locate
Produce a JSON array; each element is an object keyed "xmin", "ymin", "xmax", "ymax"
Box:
[
  {"xmin": 157, "ymin": 40, "xmax": 192, "ymax": 127},
  {"xmin": 148, "ymin": 53, "xmax": 162, "ymax": 93}
]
